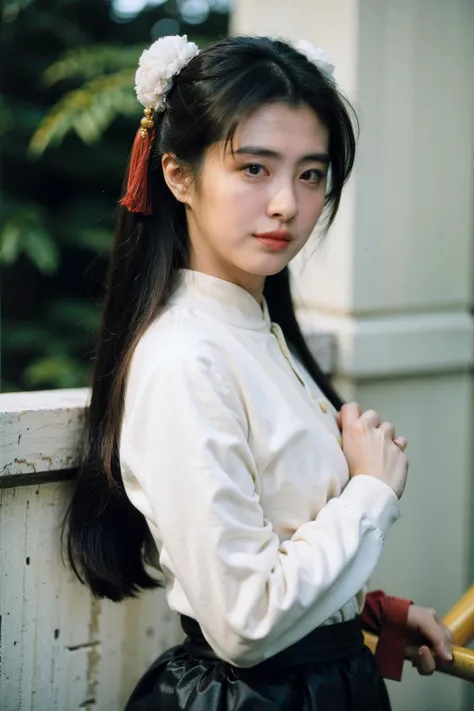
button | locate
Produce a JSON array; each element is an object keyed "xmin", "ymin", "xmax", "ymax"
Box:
[{"xmin": 319, "ymin": 399, "xmax": 328, "ymax": 413}]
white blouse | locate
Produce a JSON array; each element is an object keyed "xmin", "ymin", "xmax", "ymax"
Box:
[{"xmin": 119, "ymin": 268, "xmax": 401, "ymax": 667}]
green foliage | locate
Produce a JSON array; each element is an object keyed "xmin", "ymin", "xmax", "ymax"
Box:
[
  {"xmin": 3, "ymin": 295, "xmax": 100, "ymax": 388},
  {"xmin": 1, "ymin": 0, "xmax": 228, "ymax": 393},
  {"xmin": 0, "ymin": 199, "xmax": 59, "ymax": 274},
  {"xmin": 25, "ymin": 355, "xmax": 89, "ymax": 389},
  {"xmin": 30, "ymin": 65, "xmax": 138, "ymax": 155},
  {"xmin": 43, "ymin": 44, "xmax": 143, "ymax": 84}
]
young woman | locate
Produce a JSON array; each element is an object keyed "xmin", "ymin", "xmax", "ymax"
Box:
[{"xmin": 64, "ymin": 34, "xmax": 453, "ymax": 710}]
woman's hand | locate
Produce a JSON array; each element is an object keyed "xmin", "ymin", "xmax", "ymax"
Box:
[
  {"xmin": 406, "ymin": 605, "xmax": 454, "ymax": 675},
  {"xmin": 337, "ymin": 402, "xmax": 409, "ymax": 499},
  {"xmin": 336, "ymin": 406, "xmax": 452, "ymax": 675},
  {"xmin": 336, "ymin": 405, "xmax": 407, "ymax": 452}
]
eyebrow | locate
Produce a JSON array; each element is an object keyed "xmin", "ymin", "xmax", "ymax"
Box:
[{"xmin": 234, "ymin": 146, "xmax": 330, "ymax": 165}]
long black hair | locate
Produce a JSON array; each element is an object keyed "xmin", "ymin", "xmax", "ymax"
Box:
[{"xmin": 63, "ymin": 35, "xmax": 357, "ymax": 601}]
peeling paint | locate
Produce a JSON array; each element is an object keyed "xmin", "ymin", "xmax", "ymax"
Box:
[
  {"xmin": 13, "ymin": 458, "xmax": 37, "ymax": 472},
  {"xmin": 39, "ymin": 455, "xmax": 53, "ymax": 467},
  {"xmin": 66, "ymin": 641, "xmax": 100, "ymax": 652}
]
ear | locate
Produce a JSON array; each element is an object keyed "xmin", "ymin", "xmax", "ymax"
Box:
[{"xmin": 162, "ymin": 153, "xmax": 193, "ymax": 205}]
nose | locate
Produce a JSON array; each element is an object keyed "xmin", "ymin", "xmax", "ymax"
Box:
[{"xmin": 267, "ymin": 181, "xmax": 298, "ymax": 222}]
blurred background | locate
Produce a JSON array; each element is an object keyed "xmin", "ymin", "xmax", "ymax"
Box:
[{"xmin": 1, "ymin": 0, "xmax": 230, "ymax": 392}]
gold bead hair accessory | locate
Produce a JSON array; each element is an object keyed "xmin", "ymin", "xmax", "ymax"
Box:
[{"xmin": 119, "ymin": 35, "xmax": 200, "ymax": 215}]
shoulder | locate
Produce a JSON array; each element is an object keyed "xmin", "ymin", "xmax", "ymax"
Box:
[
  {"xmin": 124, "ymin": 306, "xmax": 249, "ymax": 434},
  {"xmin": 128, "ymin": 304, "xmax": 237, "ymax": 396}
]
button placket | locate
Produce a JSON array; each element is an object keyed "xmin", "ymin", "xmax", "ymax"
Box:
[
  {"xmin": 271, "ymin": 324, "xmax": 343, "ymax": 448},
  {"xmin": 270, "ymin": 323, "xmax": 310, "ymax": 391},
  {"xmin": 319, "ymin": 399, "xmax": 328, "ymax": 413}
]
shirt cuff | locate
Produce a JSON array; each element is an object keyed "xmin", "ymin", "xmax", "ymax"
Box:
[
  {"xmin": 367, "ymin": 594, "xmax": 414, "ymax": 682},
  {"xmin": 339, "ymin": 475, "xmax": 401, "ymax": 540}
]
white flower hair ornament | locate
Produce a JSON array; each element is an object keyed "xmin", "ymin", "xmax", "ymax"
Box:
[
  {"xmin": 293, "ymin": 39, "xmax": 335, "ymax": 79},
  {"xmin": 120, "ymin": 35, "xmax": 200, "ymax": 215},
  {"xmin": 135, "ymin": 34, "xmax": 200, "ymax": 113}
]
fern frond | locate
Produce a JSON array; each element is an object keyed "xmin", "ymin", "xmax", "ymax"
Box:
[
  {"xmin": 43, "ymin": 44, "xmax": 143, "ymax": 85},
  {"xmin": 29, "ymin": 69, "xmax": 138, "ymax": 156}
]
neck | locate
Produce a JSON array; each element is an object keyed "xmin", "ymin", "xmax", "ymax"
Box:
[{"xmin": 187, "ymin": 256, "xmax": 265, "ymax": 306}]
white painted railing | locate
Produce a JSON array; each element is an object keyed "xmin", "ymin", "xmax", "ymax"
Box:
[
  {"xmin": 0, "ymin": 333, "xmax": 335, "ymax": 711},
  {"xmin": 0, "ymin": 389, "xmax": 183, "ymax": 711}
]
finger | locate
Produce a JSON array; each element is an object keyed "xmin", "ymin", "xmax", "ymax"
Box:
[
  {"xmin": 418, "ymin": 615, "xmax": 453, "ymax": 662},
  {"xmin": 358, "ymin": 409, "xmax": 381, "ymax": 428},
  {"xmin": 438, "ymin": 626, "xmax": 454, "ymax": 660},
  {"xmin": 433, "ymin": 634, "xmax": 453, "ymax": 662},
  {"xmin": 379, "ymin": 421, "xmax": 396, "ymax": 439},
  {"xmin": 416, "ymin": 646, "xmax": 437, "ymax": 675},
  {"xmin": 340, "ymin": 402, "xmax": 362, "ymax": 430},
  {"xmin": 393, "ymin": 436, "xmax": 408, "ymax": 451}
]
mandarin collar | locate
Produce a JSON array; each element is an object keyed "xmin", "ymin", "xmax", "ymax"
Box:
[{"xmin": 170, "ymin": 269, "xmax": 272, "ymax": 332}]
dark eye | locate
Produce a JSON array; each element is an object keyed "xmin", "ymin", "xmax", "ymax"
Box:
[
  {"xmin": 243, "ymin": 163, "xmax": 265, "ymax": 176},
  {"xmin": 301, "ymin": 169, "xmax": 325, "ymax": 184}
]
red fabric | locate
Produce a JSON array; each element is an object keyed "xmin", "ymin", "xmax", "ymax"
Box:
[{"xmin": 361, "ymin": 590, "xmax": 413, "ymax": 682}]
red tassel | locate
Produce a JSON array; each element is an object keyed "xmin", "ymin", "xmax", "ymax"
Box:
[{"xmin": 119, "ymin": 120, "xmax": 156, "ymax": 216}]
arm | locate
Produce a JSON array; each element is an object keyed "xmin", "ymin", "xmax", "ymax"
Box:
[{"xmin": 122, "ymin": 340, "xmax": 401, "ymax": 667}]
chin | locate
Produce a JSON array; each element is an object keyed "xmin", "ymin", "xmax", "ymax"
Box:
[{"xmin": 246, "ymin": 255, "xmax": 292, "ymax": 277}]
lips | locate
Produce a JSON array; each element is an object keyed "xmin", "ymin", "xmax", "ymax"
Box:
[
  {"xmin": 254, "ymin": 233, "xmax": 292, "ymax": 251},
  {"xmin": 254, "ymin": 231, "xmax": 292, "ymax": 242}
]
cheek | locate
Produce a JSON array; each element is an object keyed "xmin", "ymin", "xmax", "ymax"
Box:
[
  {"xmin": 209, "ymin": 178, "xmax": 261, "ymax": 225},
  {"xmin": 300, "ymin": 190, "xmax": 326, "ymax": 226},
  {"xmin": 195, "ymin": 179, "xmax": 231, "ymax": 224}
]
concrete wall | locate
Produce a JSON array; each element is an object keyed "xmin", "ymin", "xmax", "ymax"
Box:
[
  {"xmin": 0, "ymin": 389, "xmax": 183, "ymax": 710},
  {"xmin": 1, "ymin": 481, "xmax": 182, "ymax": 711}
]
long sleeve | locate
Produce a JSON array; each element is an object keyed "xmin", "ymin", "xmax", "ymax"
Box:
[
  {"xmin": 121, "ymin": 337, "xmax": 401, "ymax": 667},
  {"xmin": 362, "ymin": 590, "xmax": 413, "ymax": 681}
]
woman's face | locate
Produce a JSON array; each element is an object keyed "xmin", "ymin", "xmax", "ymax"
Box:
[{"xmin": 167, "ymin": 102, "xmax": 329, "ymax": 301}]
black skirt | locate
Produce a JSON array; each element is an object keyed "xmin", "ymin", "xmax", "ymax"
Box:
[{"xmin": 124, "ymin": 615, "xmax": 391, "ymax": 711}]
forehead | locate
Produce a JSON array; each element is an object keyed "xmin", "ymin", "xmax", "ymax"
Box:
[{"xmin": 231, "ymin": 102, "xmax": 329, "ymax": 155}]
